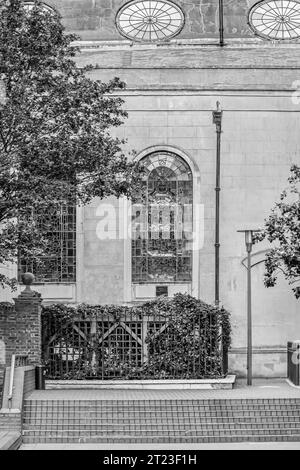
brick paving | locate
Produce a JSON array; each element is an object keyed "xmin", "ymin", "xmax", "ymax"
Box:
[{"xmin": 26, "ymin": 379, "xmax": 300, "ymax": 401}]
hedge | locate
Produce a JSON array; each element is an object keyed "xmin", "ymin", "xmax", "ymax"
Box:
[{"xmin": 42, "ymin": 293, "xmax": 231, "ymax": 380}]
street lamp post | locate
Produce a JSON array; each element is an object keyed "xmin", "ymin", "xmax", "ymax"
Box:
[
  {"xmin": 213, "ymin": 102, "xmax": 223, "ymax": 308},
  {"xmin": 238, "ymin": 229, "xmax": 261, "ymax": 386}
]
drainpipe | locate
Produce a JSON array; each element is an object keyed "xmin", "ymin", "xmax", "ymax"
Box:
[
  {"xmin": 219, "ymin": 0, "xmax": 225, "ymax": 47},
  {"xmin": 212, "ymin": 102, "xmax": 223, "ymax": 308}
]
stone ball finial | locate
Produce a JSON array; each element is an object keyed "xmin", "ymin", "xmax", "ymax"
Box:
[{"xmin": 21, "ymin": 272, "xmax": 35, "ymax": 286}]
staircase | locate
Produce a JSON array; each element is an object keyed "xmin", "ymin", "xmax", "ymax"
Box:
[{"xmin": 22, "ymin": 396, "xmax": 300, "ymax": 444}]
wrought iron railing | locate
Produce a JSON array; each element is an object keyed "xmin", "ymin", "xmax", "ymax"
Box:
[{"xmin": 42, "ymin": 309, "xmax": 229, "ymax": 380}]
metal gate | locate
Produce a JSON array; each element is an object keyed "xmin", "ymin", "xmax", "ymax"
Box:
[{"xmin": 42, "ymin": 308, "xmax": 228, "ymax": 380}]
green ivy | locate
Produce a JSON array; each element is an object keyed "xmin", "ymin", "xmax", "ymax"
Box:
[{"xmin": 42, "ymin": 294, "xmax": 231, "ymax": 380}]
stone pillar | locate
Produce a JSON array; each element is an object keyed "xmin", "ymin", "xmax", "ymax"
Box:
[{"xmin": 0, "ymin": 273, "xmax": 42, "ymax": 368}]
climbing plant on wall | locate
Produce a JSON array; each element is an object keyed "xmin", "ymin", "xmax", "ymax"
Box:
[{"xmin": 42, "ymin": 294, "xmax": 231, "ymax": 380}]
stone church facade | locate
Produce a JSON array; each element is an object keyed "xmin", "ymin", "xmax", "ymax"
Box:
[{"xmin": 1, "ymin": 0, "xmax": 300, "ymax": 377}]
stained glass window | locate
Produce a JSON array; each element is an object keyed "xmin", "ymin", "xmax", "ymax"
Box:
[
  {"xmin": 23, "ymin": 2, "xmax": 55, "ymax": 14},
  {"xmin": 19, "ymin": 204, "xmax": 76, "ymax": 283},
  {"xmin": 248, "ymin": 0, "xmax": 300, "ymax": 40},
  {"xmin": 116, "ymin": 0, "xmax": 185, "ymax": 42},
  {"xmin": 132, "ymin": 151, "xmax": 193, "ymax": 284}
]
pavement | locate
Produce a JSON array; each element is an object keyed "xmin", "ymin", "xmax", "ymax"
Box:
[
  {"xmin": 0, "ymin": 431, "xmax": 21, "ymax": 450},
  {"xmin": 25, "ymin": 378, "xmax": 300, "ymax": 401}
]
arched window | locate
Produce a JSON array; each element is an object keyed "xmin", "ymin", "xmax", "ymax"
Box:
[
  {"xmin": 23, "ymin": 2, "xmax": 55, "ymax": 14},
  {"xmin": 132, "ymin": 151, "xmax": 193, "ymax": 284}
]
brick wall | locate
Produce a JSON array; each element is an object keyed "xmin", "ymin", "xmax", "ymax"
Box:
[
  {"xmin": 0, "ymin": 292, "xmax": 42, "ymax": 368},
  {"xmin": 0, "ymin": 288, "xmax": 42, "ymax": 396}
]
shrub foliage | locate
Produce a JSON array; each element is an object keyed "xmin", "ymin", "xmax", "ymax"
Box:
[{"xmin": 42, "ymin": 294, "xmax": 231, "ymax": 380}]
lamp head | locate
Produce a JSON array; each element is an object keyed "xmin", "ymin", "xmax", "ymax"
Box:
[
  {"xmin": 213, "ymin": 101, "xmax": 223, "ymax": 128},
  {"xmin": 237, "ymin": 229, "xmax": 261, "ymax": 253}
]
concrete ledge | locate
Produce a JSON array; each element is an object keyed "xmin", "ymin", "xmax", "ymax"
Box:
[
  {"xmin": 1, "ymin": 366, "xmax": 35, "ymax": 410},
  {"xmin": 46, "ymin": 375, "xmax": 236, "ymax": 390},
  {"xmin": 0, "ymin": 431, "xmax": 21, "ymax": 450}
]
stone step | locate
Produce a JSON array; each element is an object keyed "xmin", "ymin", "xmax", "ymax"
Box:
[
  {"xmin": 23, "ymin": 416, "xmax": 300, "ymax": 424},
  {"xmin": 23, "ymin": 404, "xmax": 300, "ymax": 411},
  {"xmin": 24, "ymin": 409, "xmax": 300, "ymax": 419},
  {"xmin": 23, "ymin": 411, "xmax": 300, "ymax": 421},
  {"xmin": 22, "ymin": 397, "xmax": 300, "ymax": 444},
  {"xmin": 21, "ymin": 428, "xmax": 300, "ymax": 439},
  {"xmin": 22, "ymin": 434, "xmax": 300, "ymax": 444},
  {"xmin": 24, "ymin": 399, "xmax": 300, "ymax": 405},
  {"xmin": 23, "ymin": 422, "xmax": 300, "ymax": 432},
  {"xmin": 24, "ymin": 412, "xmax": 300, "ymax": 416},
  {"xmin": 23, "ymin": 403, "xmax": 300, "ymax": 411},
  {"xmin": 22, "ymin": 426, "xmax": 300, "ymax": 435},
  {"xmin": 24, "ymin": 416, "xmax": 300, "ymax": 425}
]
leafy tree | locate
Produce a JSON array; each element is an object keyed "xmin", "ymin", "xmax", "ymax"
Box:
[
  {"xmin": 255, "ymin": 165, "xmax": 300, "ymax": 298},
  {"xmin": 0, "ymin": 0, "xmax": 142, "ymax": 288}
]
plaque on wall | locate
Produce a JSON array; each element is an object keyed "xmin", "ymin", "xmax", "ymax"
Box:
[{"xmin": 156, "ymin": 286, "xmax": 168, "ymax": 297}]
